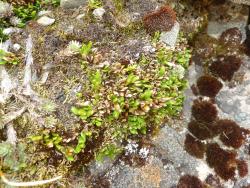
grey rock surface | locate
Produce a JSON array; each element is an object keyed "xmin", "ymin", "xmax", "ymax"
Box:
[
  {"xmin": 160, "ymin": 22, "xmax": 180, "ymax": 48},
  {"xmin": 60, "ymin": 0, "xmax": 87, "ymax": 9},
  {"xmin": 37, "ymin": 16, "xmax": 55, "ymax": 26},
  {"xmin": 93, "ymin": 7, "xmax": 106, "ymax": 20}
]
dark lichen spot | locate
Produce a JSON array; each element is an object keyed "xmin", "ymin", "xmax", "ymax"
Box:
[
  {"xmin": 177, "ymin": 174, "xmax": 203, "ymax": 188},
  {"xmin": 191, "ymin": 99, "xmax": 218, "ymax": 123},
  {"xmin": 220, "ymin": 27, "xmax": 242, "ymax": 46},
  {"xmin": 184, "ymin": 133, "xmax": 206, "ymax": 158},
  {"xmin": 191, "ymin": 84, "xmax": 199, "ymax": 96},
  {"xmin": 206, "ymin": 143, "xmax": 237, "ymax": 180},
  {"xmin": 217, "ymin": 119, "xmax": 249, "ymax": 149},
  {"xmin": 196, "ymin": 75, "xmax": 223, "ymax": 98},
  {"xmin": 143, "ymin": 6, "xmax": 176, "ymax": 35},
  {"xmin": 237, "ymin": 160, "xmax": 248, "ymax": 177},
  {"xmin": 205, "ymin": 174, "xmax": 223, "ymax": 188},
  {"xmin": 209, "ymin": 55, "xmax": 242, "ymax": 81},
  {"xmin": 188, "ymin": 121, "xmax": 217, "ymax": 140}
]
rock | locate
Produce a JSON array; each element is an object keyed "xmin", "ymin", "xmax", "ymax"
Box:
[
  {"xmin": 160, "ymin": 22, "xmax": 180, "ymax": 48},
  {"xmin": 37, "ymin": 16, "xmax": 55, "ymax": 26},
  {"xmin": 207, "ymin": 1, "xmax": 248, "ymax": 41},
  {"xmin": 3, "ymin": 27, "xmax": 21, "ymax": 35},
  {"xmin": 60, "ymin": 0, "xmax": 87, "ymax": 9},
  {"xmin": 13, "ymin": 43, "xmax": 21, "ymax": 51},
  {"xmin": 93, "ymin": 7, "xmax": 106, "ymax": 20},
  {"xmin": 76, "ymin": 13, "xmax": 85, "ymax": 20},
  {"xmin": 38, "ymin": 10, "xmax": 52, "ymax": 17},
  {"xmin": 0, "ymin": 1, "xmax": 12, "ymax": 18}
]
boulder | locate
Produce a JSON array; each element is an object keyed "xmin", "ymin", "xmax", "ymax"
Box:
[{"xmin": 60, "ymin": 0, "xmax": 87, "ymax": 9}]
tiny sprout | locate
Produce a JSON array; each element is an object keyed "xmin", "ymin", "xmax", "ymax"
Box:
[{"xmin": 67, "ymin": 40, "xmax": 81, "ymax": 54}]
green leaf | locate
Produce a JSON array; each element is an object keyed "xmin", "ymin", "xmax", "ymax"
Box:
[
  {"xmin": 74, "ymin": 131, "xmax": 92, "ymax": 154},
  {"xmin": 140, "ymin": 90, "xmax": 153, "ymax": 101},
  {"xmin": 126, "ymin": 73, "xmax": 139, "ymax": 85}
]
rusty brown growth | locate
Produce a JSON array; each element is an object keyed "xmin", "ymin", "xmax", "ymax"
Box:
[
  {"xmin": 184, "ymin": 133, "xmax": 206, "ymax": 158},
  {"xmin": 196, "ymin": 75, "xmax": 223, "ymax": 98},
  {"xmin": 143, "ymin": 6, "xmax": 176, "ymax": 35}
]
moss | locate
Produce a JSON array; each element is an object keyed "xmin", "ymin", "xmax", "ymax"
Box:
[
  {"xmin": 196, "ymin": 75, "xmax": 223, "ymax": 98},
  {"xmin": 191, "ymin": 84, "xmax": 199, "ymax": 96},
  {"xmin": 220, "ymin": 27, "xmax": 242, "ymax": 47},
  {"xmin": 143, "ymin": 5, "xmax": 176, "ymax": 35},
  {"xmin": 217, "ymin": 119, "xmax": 249, "ymax": 149},
  {"xmin": 188, "ymin": 120, "xmax": 217, "ymax": 140},
  {"xmin": 184, "ymin": 133, "xmax": 206, "ymax": 158},
  {"xmin": 177, "ymin": 174, "xmax": 203, "ymax": 188},
  {"xmin": 209, "ymin": 55, "xmax": 242, "ymax": 81},
  {"xmin": 192, "ymin": 34, "xmax": 217, "ymax": 60},
  {"xmin": 191, "ymin": 99, "xmax": 218, "ymax": 123},
  {"xmin": 237, "ymin": 160, "xmax": 248, "ymax": 177},
  {"xmin": 206, "ymin": 143, "xmax": 237, "ymax": 180}
]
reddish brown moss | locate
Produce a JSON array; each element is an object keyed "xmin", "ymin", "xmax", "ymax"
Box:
[
  {"xmin": 184, "ymin": 134, "xmax": 206, "ymax": 158},
  {"xmin": 196, "ymin": 75, "xmax": 223, "ymax": 98},
  {"xmin": 218, "ymin": 119, "xmax": 250, "ymax": 149},
  {"xmin": 191, "ymin": 84, "xmax": 199, "ymax": 96},
  {"xmin": 237, "ymin": 160, "xmax": 248, "ymax": 177},
  {"xmin": 188, "ymin": 121, "xmax": 216, "ymax": 140},
  {"xmin": 193, "ymin": 34, "xmax": 217, "ymax": 60},
  {"xmin": 177, "ymin": 174, "xmax": 203, "ymax": 188},
  {"xmin": 143, "ymin": 6, "xmax": 176, "ymax": 35},
  {"xmin": 191, "ymin": 99, "xmax": 218, "ymax": 123},
  {"xmin": 206, "ymin": 143, "xmax": 237, "ymax": 180},
  {"xmin": 220, "ymin": 28, "xmax": 242, "ymax": 46},
  {"xmin": 209, "ymin": 55, "xmax": 242, "ymax": 81}
]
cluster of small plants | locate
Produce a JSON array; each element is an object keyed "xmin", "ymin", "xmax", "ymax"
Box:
[
  {"xmin": 30, "ymin": 30, "xmax": 190, "ymax": 162},
  {"xmin": 0, "ymin": 142, "xmax": 27, "ymax": 172},
  {"xmin": 0, "ymin": 0, "xmax": 60, "ymax": 41},
  {"xmin": 0, "ymin": 48, "xmax": 19, "ymax": 65},
  {"xmin": 30, "ymin": 130, "xmax": 92, "ymax": 161},
  {"xmin": 185, "ymin": 27, "xmax": 249, "ymax": 180}
]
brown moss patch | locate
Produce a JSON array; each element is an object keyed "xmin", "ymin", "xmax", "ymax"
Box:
[
  {"xmin": 177, "ymin": 174, "xmax": 203, "ymax": 188},
  {"xmin": 184, "ymin": 133, "xmax": 206, "ymax": 158},
  {"xmin": 196, "ymin": 75, "xmax": 223, "ymax": 98},
  {"xmin": 209, "ymin": 55, "xmax": 242, "ymax": 81},
  {"xmin": 188, "ymin": 120, "xmax": 220, "ymax": 140},
  {"xmin": 191, "ymin": 99, "xmax": 218, "ymax": 123},
  {"xmin": 143, "ymin": 6, "xmax": 176, "ymax": 35},
  {"xmin": 237, "ymin": 160, "xmax": 248, "ymax": 177},
  {"xmin": 206, "ymin": 143, "xmax": 237, "ymax": 180},
  {"xmin": 220, "ymin": 27, "xmax": 242, "ymax": 47},
  {"xmin": 217, "ymin": 119, "xmax": 250, "ymax": 149},
  {"xmin": 191, "ymin": 84, "xmax": 199, "ymax": 96}
]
